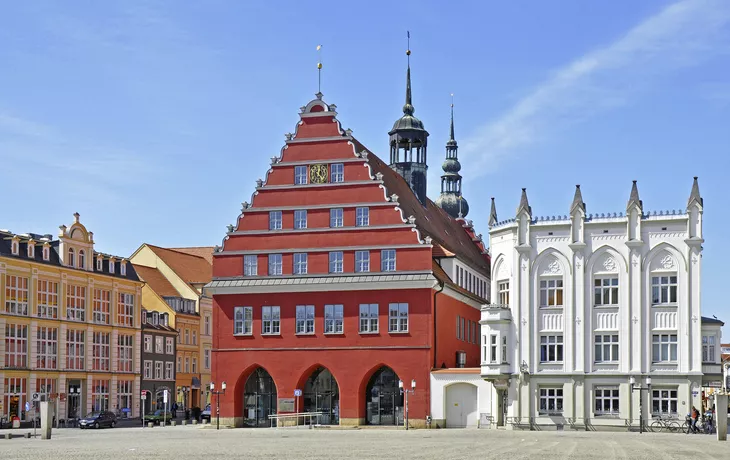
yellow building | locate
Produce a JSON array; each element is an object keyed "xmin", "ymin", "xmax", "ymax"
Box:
[
  {"xmin": 0, "ymin": 214, "xmax": 143, "ymax": 422},
  {"xmin": 131, "ymin": 244, "xmax": 212, "ymax": 411}
]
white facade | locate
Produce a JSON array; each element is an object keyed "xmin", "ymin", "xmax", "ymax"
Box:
[
  {"xmin": 429, "ymin": 370, "xmax": 492, "ymax": 428},
  {"xmin": 481, "ymin": 179, "xmax": 706, "ymax": 430}
]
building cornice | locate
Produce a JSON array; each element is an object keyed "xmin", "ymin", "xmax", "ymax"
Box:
[
  {"xmin": 273, "ymin": 158, "xmax": 365, "ymax": 167},
  {"xmin": 214, "ymin": 243, "xmax": 428, "ymax": 256},
  {"xmin": 236, "ymin": 202, "xmax": 397, "ymax": 213},
  {"xmin": 256, "ymin": 180, "xmax": 381, "ymax": 191},
  {"xmin": 286, "ymin": 135, "xmax": 353, "ymax": 144},
  {"xmin": 228, "ymin": 223, "xmax": 414, "ymax": 236}
]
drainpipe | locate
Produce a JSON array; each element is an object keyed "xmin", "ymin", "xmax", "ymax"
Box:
[{"xmin": 432, "ymin": 279, "xmax": 445, "ymax": 369}]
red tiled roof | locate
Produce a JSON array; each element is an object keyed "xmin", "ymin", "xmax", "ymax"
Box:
[
  {"xmin": 133, "ymin": 265, "xmax": 181, "ymax": 298},
  {"xmin": 168, "ymin": 246, "xmax": 214, "ymax": 264},
  {"xmin": 432, "ymin": 243, "xmax": 455, "ymax": 258},
  {"xmin": 146, "ymin": 245, "xmax": 212, "ymax": 286},
  {"xmin": 356, "ymin": 140, "xmax": 489, "ymax": 273}
]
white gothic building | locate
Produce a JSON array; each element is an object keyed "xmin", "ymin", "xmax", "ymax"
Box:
[{"xmin": 481, "ymin": 178, "xmax": 707, "ymax": 430}]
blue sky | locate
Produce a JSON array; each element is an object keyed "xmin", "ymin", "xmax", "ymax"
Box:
[{"xmin": 1, "ymin": 1, "xmax": 729, "ymax": 330}]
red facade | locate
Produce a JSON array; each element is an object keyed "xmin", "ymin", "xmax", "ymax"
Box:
[{"xmin": 209, "ymin": 94, "xmax": 489, "ymax": 427}]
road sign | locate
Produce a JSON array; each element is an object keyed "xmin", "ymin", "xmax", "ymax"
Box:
[
  {"xmin": 32, "ymin": 393, "xmax": 40, "ymax": 402},
  {"xmin": 294, "ymin": 389, "xmax": 302, "ymax": 397},
  {"xmin": 24, "ymin": 402, "xmax": 31, "ymax": 412},
  {"xmin": 163, "ymin": 390, "xmax": 168, "ymax": 403},
  {"xmin": 141, "ymin": 393, "xmax": 147, "ymax": 400}
]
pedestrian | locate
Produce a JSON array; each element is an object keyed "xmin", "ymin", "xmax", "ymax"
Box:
[{"xmin": 691, "ymin": 406, "xmax": 699, "ymax": 433}]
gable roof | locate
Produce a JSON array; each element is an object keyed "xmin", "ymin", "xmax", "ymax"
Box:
[
  {"xmin": 133, "ymin": 264, "xmax": 181, "ymax": 298},
  {"xmin": 146, "ymin": 244, "xmax": 212, "ymax": 286},
  {"xmin": 356, "ymin": 141, "xmax": 489, "ymax": 273},
  {"xmin": 168, "ymin": 246, "xmax": 214, "ymax": 264},
  {"xmin": 702, "ymin": 316, "xmax": 724, "ymax": 326}
]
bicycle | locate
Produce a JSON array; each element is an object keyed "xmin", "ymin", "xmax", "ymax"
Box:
[{"xmin": 650, "ymin": 415, "xmax": 681, "ymax": 433}]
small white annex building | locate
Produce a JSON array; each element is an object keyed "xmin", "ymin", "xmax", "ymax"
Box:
[{"xmin": 481, "ymin": 178, "xmax": 708, "ymax": 430}]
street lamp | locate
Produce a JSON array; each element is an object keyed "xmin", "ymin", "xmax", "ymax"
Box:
[
  {"xmin": 399, "ymin": 379, "xmax": 416, "ymax": 430},
  {"xmin": 209, "ymin": 381, "xmax": 226, "ymax": 430},
  {"xmin": 630, "ymin": 376, "xmax": 652, "ymax": 434}
]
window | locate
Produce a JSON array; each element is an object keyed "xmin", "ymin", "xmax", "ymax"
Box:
[
  {"xmin": 78, "ymin": 250, "xmax": 86, "ymax": 269},
  {"xmin": 594, "ymin": 277, "xmax": 619, "ymax": 306},
  {"xmin": 164, "ymin": 361, "xmax": 174, "ymax": 380},
  {"xmin": 539, "ymin": 388, "xmax": 563, "ymax": 414},
  {"xmin": 5, "ymin": 275, "xmax": 29, "ymax": 315},
  {"xmin": 37, "ymin": 279, "xmax": 59, "ymax": 319},
  {"xmin": 117, "ymin": 380, "xmax": 133, "ymax": 412},
  {"xmin": 501, "ymin": 336, "xmax": 508, "ymax": 363},
  {"xmin": 594, "ymin": 387, "xmax": 620, "ymax": 416},
  {"xmin": 118, "ymin": 293, "xmax": 134, "ymax": 327},
  {"xmin": 652, "ymin": 275, "xmax": 678, "ymax": 305},
  {"xmin": 490, "ymin": 335, "xmax": 497, "ymax": 363},
  {"xmin": 204, "ymin": 315, "xmax": 211, "ymax": 336},
  {"xmin": 66, "ymin": 330, "xmax": 85, "ymax": 370},
  {"xmin": 204, "ymin": 349, "xmax": 210, "ymax": 370},
  {"xmin": 329, "ymin": 251, "xmax": 343, "ymax": 273},
  {"xmin": 540, "ymin": 335, "xmax": 564, "ymax": 362},
  {"xmin": 5, "ymin": 324, "xmax": 28, "ymax": 368},
  {"xmin": 155, "ymin": 361, "xmax": 163, "ymax": 380},
  {"xmin": 293, "ymin": 253, "xmax": 308, "ymax": 275},
  {"xmin": 120, "ymin": 262, "xmax": 126, "ymax": 276},
  {"xmin": 539, "ymin": 279, "xmax": 564, "ymax": 307},
  {"xmin": 244, "ymin": 255, "xmax": 258, "ymax": 276},
  {"xmin": 294, "ymin": 210, "xmax": 308, "ymax": 229},
  {"xmin": 355, "ymin": 251, "xmax": 370, "ymax": 273},
  {"xmin": 166, "ymin": 337, "xmax": 174, "ymax": 354},
  {"xmin": 269, "ymin": 211, "xmax": 282, "ymax": 230},
  {"xmin": 268, "ymin": 254, "xmax": 283, "ymax": 275},
  {"xmin": 109, "ymin": 260, "xmax": 115, "ymax": 273},
  {"xmin": 482, "ymin": 335, "xmax": 488, "ymax": 362},
  {"xmin": 92, "ymin": 289, "xmax": 111, "ymax": 324},
  {"xmin": 43, "ymin": 245, "xmax": 50, "ymax": 261},
  {"xmin": 92, "ymin": 332, "xmax": 110, "ymax": 371},
  {"xmin": 652, "ymin": 334, "xmax": 678, "ymax": 362},
  {"xmin": 703, "ymin": 335, "xmax": 716, "ymax": 363},
  {"xmin": 262, "ymin": 306, "xmax": 280, "ymax": 335},
  {"xmin": 594, "ymin": 334, "xmax": 619, "ymax": 362},
  {"xmin": 118, "ymin": 334, "xmax": 133, "ymax": 372},
  {"xmin": 192, "ymin": 330, "xmax": 197, "ymax": 345},
  {"xmin": 325, "ymin": 304, "xmax": 344, "ymax": 334},
  {"xmin": 359, "ymin": 304, "xmax": 378, "ymax": 333},
  {"xmin": 91, "ymin": 380, "xmax": 110, "ymax": 412},
  {"xmin": 652, "ymin": 389, "xmax": 678, "ymax": 416},
  {"xmin": 68, "ymin": 248, "xmax": 75, "ymax": 267},
  {"xmin": 330, "ymin": 208, "xmax": 344, "ymax": 228},
  {"xmin": 456, "ymin": 315, "xmax": 461, "ymax": 340},
  {"xmin": 66, "ymin": 284, "xmax": 86, "ymax": 321},
  {"xmin": 36, "ymin": 327, "xmax": 57, "ymax": 369},
  {"xmin": 381, "ymin": 250, "xmax": 396, "ymax": 272},
  {"xmin": 234, "ymin": 306, "xmax": 253, "ymax": 335},
  {"xmin": 155, "ymin": 336, "xmax": 164, "ymax": 354},
  {"xmin": 498, "ymin": 281, "xmax": 509, "ymax": 305},
  {"xmin": 36, "ymin": 378, "xmax": 56, "ymax": 399},
  {"xmin": 176, "ymin": 357, "xmax": 181, "ymax": 373},
  {"xmin": 388, "ymin": 303, "xmax": 408, "ymax": 332},
  {"xmin": 330, "ymin": 163, "xmax": 344, "ymax": 182},
  {"xmin": 192, "ymin": 358, "xmax": 197, "ymax": 373},
  {"xmin": 185, "ymin": 357, "xmax": 190, "ymax": 373},
  {"xmin": 184, "ymin": 329, "xmax": 189, "ymax": 344},
  {"xmin": 296, "ymin": 305, "xmax": 315, "ymax": 334},
  {"xmin": 144, "ymin": 334, "xmax": 152, "ymax": 352},
  {"xmin": 356, "ymin": 207, "xmax": 369, "ymax": 226},
  {"xmin": 27, "ymin": 243, "xmax": 34, "ymax": 258},
  {"xmin": 294, "ymin": 165, "xmax": 308, "ymax": 184},
  {"xmin": 11, "ymin": 239, "xmax": 19, "ymax": 255},
  {"xmin": 96, "ymin": 257, "xmax": 103, "ymax": 271}
]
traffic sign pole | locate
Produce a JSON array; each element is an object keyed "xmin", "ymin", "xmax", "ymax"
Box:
[{"xmin": 141, "ymin": 392, "xmax": 147, "ymax": 428}]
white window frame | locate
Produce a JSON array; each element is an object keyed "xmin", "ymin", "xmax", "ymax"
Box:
[
  {"xmin": 244, "ymin": 255, "xmax": 258, "ymax": 276},
  {"xmin": 185, "ymin": 357, "xmax": 190, "ymax": 373},
  {"xmin": 355, "ymin": 251, "xmax": 370, "ymax": 273},
  {"xmin": 498, "ymin": 280, "xmax": 509, "ymax": 305},
  {"xmin": 11, "ymin": 240, "xmax": 19, "ymax": 255},
  {"xmin": 294, "ymin": 165, "xmax": 308, "ymax": 184},
  {"xmin": 91, "ymin": 379, "xmax": 110, "ymax": 412},
  {"xmin": 296, "ymin": 305, "xmax": 315, "ymax": 334},
  {"xmin": 155, "ymin": 362, "xmax": 163, "ymax": 379},
  {"xmin": 165, "ymin": 362, "xmax": 174, "ymax": 380},
  {"xmin": 359, "ymin": 304, "xmax": 378, "ymax": 333},
  {"xmin": 92, "ymin": 331, "xmax": 110, "ymax": 371},
  {"xmin": 703, "ymin": 335, "xmax": 716, "ymax": 363},
  {"xmin": 594, "ymin": 387, "xmax": 620, "ymax": 416},
  {"xmin": 540, "ymin": 335, "xmax": 564, "ymax": 363},
  {"xmin": 120, "ymin": 262, "xmax": 126, "ymax": 276},
  {"xmin": 294, "ymin": 210, "xmax": 308, "ymax": 229},
  {"xmin": 143, "ymin": 334, "xmax": 152, "ymax": 352},
  {"xmin": 324, "ymin": 304, "xmax": 344, "ymax": 334},
  {"xmin": 501, "ymin": 336, "xmax": 508, "ymax": 364},
  {"xmin": 204, "ymin": 314, "xmax": 211, "ymax": 336},
  {"xmin": 269, "ymin": 211, "xmax": 283, "ymax": 230},
  {"xmin": 490, "ymin": 334, "xmax": 497, "ymax": 363},
  {"xmin": 166, "ymin": 337, "xmax": 174, "ymax": 354},
  {"xmin": 234, "ymin": 306, "xmax": 253, "ymax": 335},
  {"xmin": 594, "ymin": 277, "xmax": 619, "ymax": 306},
  {"xmin": 652, "ymin": 388, "xmax": 678, "ymax": 416},
  {"xmin": 261, "ymin": 306, "xmax": 280, "ymax": 335},
  {"xmin": 539, "ymin": 387, "xmax": 564, "ymax": 415},
  {"xmin": 27, "ymin": 243, "xmax": 34, "ymax": 258},
  {"xmin": 594, "ymin": 334, "xmax": 619, "ymax": 363},
  {"xmin": 66, "ymin": 284, "xmax": 86, "ymax": 322},
  {"xmin": 78, "ymin": 250, "xmax": 86, "ymax": 270},
  {"xmin": 144, "ymin": 360, "xmax": 153, "ymax": 379},
  {"xmin": 66, "ymin": 329, "xmax": 85, "ymax": 370},
  {"xmin": 68, "ymin": 248, "xmax": 75, "ymax": 267},
  {"xmin": 96, "ymin": 256, "xmax": 103, "ymax": 271},
  {"xmin": 5, "ymin": 275, "xmax": 29, "ymax": 316},
  {"xmin": 36, "ymin": 326, "xmax": 57, "ymax": 370},
  {"xmin": 118, "ymin": 334, "xmax": 133, "ymax": 373},
  {"xmin": 329, "ymin": 251, "xmax": 343, "ymax": 273},
  {"xmin": 356, "ymin": 207, "xmax": 369, "ymax": 226},
  {"xmin": 539, "ymin": 278, "xmax": 564, "ymax": 307},
  {"xmin": 330, "ymin": 163, "xmax": 344, "ymax": 183},
  {"xmin": 204, "ymin": 348, "xmax": 210, "ymax": 370},
  {"xmin": 42, "ymin": 245, "xmax": 50, "ymax": 261},
  {"xmin": 37, "ymin": 279, "xmax": 59, "ymax": 319},
  {"xmin": 293, "ymin": 253, "xmax": 308, "ymax": 275},
  {"xmin": 652, "ymin": 333, "xmax": 678, "ymax": 362},
  {"xmin": 118, "ymin": 293, "xmax": 135, "ymax": 327},
  {"xmin": 381, "ymin": 250, "xmax": 396, "ymax": 272},
  {"xmin": 651, "ymin": 275, "xmax": 678, "ymax": 305},
  {"xmin": 109, "ymin": 260, "xmax": 115, "ymax": 273},
  {"xmin": 330, "ymin": 208, "xmax": 344, "ymax": 228},
  {"xmin": 268, "ymin": 254, "xmax": 283, "ymax": 275},
  {"xmin": 155, "ymin": 336, "xmax": 164, "ymax": 354},
  {"xmin": 93, "ymin": 289, "xmax": 111, "ymax": 325},
  {"xmin": 388, "ymin": 303, "xmax": 408, "ymax": 333}
]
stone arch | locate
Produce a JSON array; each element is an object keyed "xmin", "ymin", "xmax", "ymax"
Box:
[
  {"xmin": 587, "ymin": 245, "xmax": 628, "ymax": 275},
  {"xmin": 297, "ymin": 365, "xmax": 340, "ymax": 425},
  {"xmin": 642, "ymin": 242, "xmax": 687, "ymax": 272},
  {"xmin": 442, "ymin": 381, "xmax": 479, "ymax": 428},
  {"xmin": 531, "ymin": 248, "xmax": 572, "ymax": 276},
  {"xmin": 491, "ymin": 254, "xmax": 509, "ymax": 281},
  {"xmin": 359, "ymin": 364, "xmax": 404, "ymax": 426},
  {"xmin": 531, "ymin": 248, "xmax": 572, "ymax": 311},
  {"xmin": 233, "ymin": 364, "xmax": 278, "ymax": 428}
]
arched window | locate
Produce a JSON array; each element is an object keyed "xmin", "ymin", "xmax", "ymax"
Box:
[
  {"xmin": 68, "ymin": 248, "xmax": 75, "ymax": 267},
  {"xmin": 78, "ymin": 250, "xmax": 86, "ymax": 270}
]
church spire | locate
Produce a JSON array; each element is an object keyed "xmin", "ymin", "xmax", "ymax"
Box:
[{"xmin": 435, "ymin": 96, "xmax": 468, "ymax": 218}]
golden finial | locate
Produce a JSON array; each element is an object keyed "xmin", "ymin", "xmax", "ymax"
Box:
[
  {"xmin": 317, "ymin": 44, "xmax": 323, "ymax": 92},
  {"xmin": 406, "ymin": 31, "xmax": 411, "ymax": 62},
  {"xmin": 451, "ymin": 93, "xmax": 454, "ymax": 108}
]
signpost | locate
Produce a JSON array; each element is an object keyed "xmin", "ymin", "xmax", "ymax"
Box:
[
  {"xmin": 163, "ymin": 390, "xmax": 168, "ymax": 425},
  {"xmin": 294, "ymin": 389, "xmax": 302, "ymax": 416},
  {"xmin": 141, "ymin": 391, "xmax": 147, "ymax": 428}
]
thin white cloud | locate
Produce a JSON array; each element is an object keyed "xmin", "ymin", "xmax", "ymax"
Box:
[{"xmin": 461, "ymin": 0, "xmax": 730, "ymax": 177}]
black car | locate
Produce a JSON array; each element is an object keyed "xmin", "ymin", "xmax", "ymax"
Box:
[{"xmin": 79, "ymin": 411, "xmax": 117, "ymax": 429}]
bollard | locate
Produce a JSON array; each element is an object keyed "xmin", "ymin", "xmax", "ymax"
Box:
[
  {"xmin": 147, "ymin": 422, "xmax": 154, "ymax": 428},
  {"xmin": 41, "ymin": 401, "xmax": 53, "ymax": 440},
  {"xmin": 182, "ymin": 420, "xmax": 187, "ymax": 426},
  {"xmin": 24, "ymin": 433, "xmax": 31, "ymax": 439},
  {"xmin": 716, "ymin": 394, "xmax": 728, "ymax": 441},
  {"xmin": 160, "ymin": 422, "xmax": 165, "ymax": 427},
  {"xmin": 4, "ymin": 433, "xmax": 11, "ymax": 440},
  {"xmin": 171, "ymin": 421, "xmax": 177, "ymax": 426},
  {"xmin": 192, "ymin": 420, "xmax": 198, "ymax": 425}
]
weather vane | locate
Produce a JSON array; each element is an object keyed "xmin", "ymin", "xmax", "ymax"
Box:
[
  {"xmin": 406, "ymin": 31, "xmax": 411, "ymax": 65},
  {"xmin": 317, "ymin": 44, "xmax": 323, "ymax": 94}
]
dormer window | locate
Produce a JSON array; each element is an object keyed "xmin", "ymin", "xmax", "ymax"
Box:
[
  {"xmin": 27, "ymin": 242, "xmax": 35, "ymax": 258},
  {"xmin": 11, "ymin": 239, "xmax": 19, "ymax": 256},
  {"xmin": 120, "ymin": 262, "xmax": 127, "ymax": 276},
  {"xmin": 78, "ymin": 250, "xmax": 86, "ymax": 270},
  {"xmin": 42, "ymin": 245, "xmax": 50, "ymax": 261},
  {"xmin": 109, "ymin": 259, "xmax": 115, "ymax": 274},
  {"xmin": 97, "ymin": 256, "xmax": 103, "ymax": 271},
  {"xmin": 68, "ymin": 248, "xmax": 75, "ymax": 267}
]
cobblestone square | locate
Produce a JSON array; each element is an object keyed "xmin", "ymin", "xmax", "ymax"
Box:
[{"xmin": 1, "ymin": 426, "xmax": 730, "ymax": 460}]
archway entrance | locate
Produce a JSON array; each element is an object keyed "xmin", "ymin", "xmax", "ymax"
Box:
[
  {"xmin": 303, "ymin": 367, "xmax": 339, "ymax": 425},
  {"xmin": 365, "ymin": 366, "xmax": 403, "ymax": 426},
  {"xmin": 243, "ymin": 368, "xmax": 277, "ymax": 427}
]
